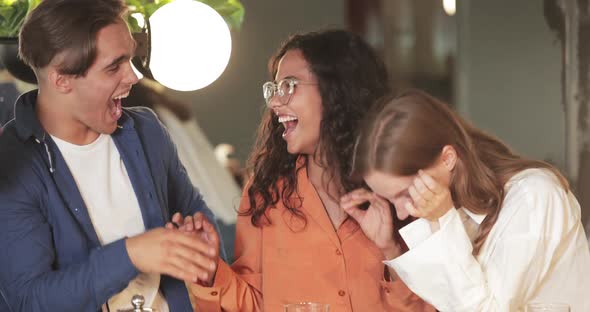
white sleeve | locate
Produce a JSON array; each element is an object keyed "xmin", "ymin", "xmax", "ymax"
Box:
[{"xmin": 384, "ymin": 174, "xmax": 578, "ymax": 312}]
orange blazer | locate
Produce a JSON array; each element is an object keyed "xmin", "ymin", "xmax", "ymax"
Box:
[{"xmin": 190, "ymin": 161, "xmax": 434, "ymax": 311}]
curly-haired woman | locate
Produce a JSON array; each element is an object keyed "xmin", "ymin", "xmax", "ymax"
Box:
[{"xmin": 181, "ymin": 30, "xmax": 434, "ymax": 311}]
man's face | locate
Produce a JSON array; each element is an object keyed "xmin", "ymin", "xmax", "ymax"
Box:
[{"xmin": 67, "ymin": 20, "xmax": 138, "ymax": 136}]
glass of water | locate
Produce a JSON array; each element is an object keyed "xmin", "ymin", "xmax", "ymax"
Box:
[
  {"xmin": 525, "ymin": 303, "xmax": 570, "ymax": 312},
  {"xmin": 284, "ymin": 302, "xmax": 330, "ymax": 312}
]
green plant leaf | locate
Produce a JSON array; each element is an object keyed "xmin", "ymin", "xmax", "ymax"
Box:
[
  {"xmin": 198, "ymin": 0, "xmax": 244, "ymax": 30},
  {"xmin": 0, "ymin": 0, "xmax": 27, "ymax": 36},
  {"xmin": 26, "ymin": 0, "xmax": 41, "ymax": 12},
  {"xmin": 0, "ymin": 0, "xmax": 244, "ymax": 38}
]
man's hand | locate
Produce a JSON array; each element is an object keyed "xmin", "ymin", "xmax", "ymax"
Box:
[
  {"xmin": 125, "ymin": 227, "xmax": 218, "ymax": 284},
  {"xmin": 165, "ymin": 212, "xmax": 220, "ymax": 286}
]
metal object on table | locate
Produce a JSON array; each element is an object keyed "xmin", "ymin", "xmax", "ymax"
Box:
[{"xmin": 116, "ymin": 294, "xmax": 155, "ymax": 312}]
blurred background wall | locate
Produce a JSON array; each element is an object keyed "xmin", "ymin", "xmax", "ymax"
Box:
[{"xmin": 456, "ymin": 0, "xmax": 564, "ymax": 170}]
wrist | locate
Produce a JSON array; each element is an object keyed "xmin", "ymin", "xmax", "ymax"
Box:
[
  {"xmin": 380, "ymin": 241, "xmax": 401, "ymax": 260},
  {"xmin": 202, "ymin": 257, "xmax": 220, "ymax": 287},
  {"xmin": 429, "ymin": 219, "xmax": 440, "ymax": 231},
  {"xmin": 207, "ymin": 269, "xmax": 217, "ymax": 287},
  {"xmin": 124, "ymin": 236, "xmax": 140, "ymax": 270}
]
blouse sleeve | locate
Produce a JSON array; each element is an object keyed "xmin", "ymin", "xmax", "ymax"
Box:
[{"xmin": 190, "ymin": 190, "xmax": 264, "ymax": 311}]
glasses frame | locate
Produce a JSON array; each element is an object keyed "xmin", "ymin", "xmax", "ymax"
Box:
[{"xmin": 262, "ymin": 78, "xmax": 316, "ymax": 107}]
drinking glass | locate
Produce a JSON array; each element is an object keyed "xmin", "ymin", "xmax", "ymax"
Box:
[
  {"xmin": 284, "ymin": 302, "xmax": 330, "ymax": 312},
  {"xmin": 525, "ymin": 303, "xmax": 570, "ymax": 312}
]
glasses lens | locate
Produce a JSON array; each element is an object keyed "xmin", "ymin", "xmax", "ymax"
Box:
[
  {"xmin": 277, "ymin": 79, "xmax": 295, "ymax": 105},
  {"xmin": 263, "ymin": 82, "xmax": 275, "ymax": 104},
  {"xmin": 264, "ymin": 79, "xmax": 297, "ymax": 107}
]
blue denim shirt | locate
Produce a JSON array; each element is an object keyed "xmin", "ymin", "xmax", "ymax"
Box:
[{"xmin": 0, "ymin": 90, "xmax": 221, "ymax": 312}]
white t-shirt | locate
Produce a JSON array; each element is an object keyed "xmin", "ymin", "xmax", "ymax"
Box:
[{"xmin": 51, "ymin": 134, "xmax": 169, "ymax": 312}]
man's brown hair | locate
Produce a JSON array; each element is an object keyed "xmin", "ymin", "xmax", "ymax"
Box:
[{"xmin": 19, "ymin": 0, "xmax": 128, "ymax": 77}]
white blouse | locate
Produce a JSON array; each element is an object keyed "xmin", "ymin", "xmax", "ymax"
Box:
[{"xmin": 385, "ymin": 169, "xmax": 590, "ymax": 312}]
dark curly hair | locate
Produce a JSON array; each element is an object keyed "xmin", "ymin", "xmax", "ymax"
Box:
[{"xmin": 242, "ymin": 29, "xmax": 390, "ymax": 227}]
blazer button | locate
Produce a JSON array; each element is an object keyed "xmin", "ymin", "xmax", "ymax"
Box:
[
  {"xmin": 335, "ymin": 249, "xmax": 342, "ymax": 256},
  {"xmin": 210, "ymin": 291, "xmax": 218, "ymax": 296},
  {"xmin": 338, "ymin": 290, "xmax": 346, "ymax": 296}
]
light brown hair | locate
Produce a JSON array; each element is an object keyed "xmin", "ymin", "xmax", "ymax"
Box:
[{"xmin": 354, "ymin": 90, "xmax": 568, "ymax": 254}]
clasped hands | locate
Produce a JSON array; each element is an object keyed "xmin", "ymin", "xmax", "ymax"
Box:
[{"xmin": 125, "ymin": 212, "xmax": 220, "ymax": 287}]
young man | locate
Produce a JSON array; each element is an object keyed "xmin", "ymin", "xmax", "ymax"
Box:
[{"xmin": 0, "ymin": 0, "xmax": 222, "ymax": 311}]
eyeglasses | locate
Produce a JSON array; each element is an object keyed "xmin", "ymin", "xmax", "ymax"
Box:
[{"xmin": 262, "ymin": 78, "xmax": 316, "ymax": 107}]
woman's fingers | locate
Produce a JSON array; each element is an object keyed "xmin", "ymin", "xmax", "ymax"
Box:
[
  {"xmin": 183, "ymin": 215, "xmax": 194, "ymax": 232},
  {"xmin": 408, "ymin": 185, "xmax": 427, "ymax": 207},
  {"xmin": 413, "ymin": 176, "xmax": 434, "ymax": 200},
  {"xmin": 171, "ymin": 212, "xmax": 183, "ymax": 228},
  {"xmin": 341, "ymin": 188, "xmax": 373, "ymax": 208},
  {"xmin": 418, "ymin": 170, "xmax": 442, "ymax": 193},
  {"xmin": 404, "ymin": 201, "xmax": 422, "ymax": 218}
]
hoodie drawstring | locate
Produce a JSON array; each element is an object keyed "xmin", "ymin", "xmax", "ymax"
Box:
[{"xmin": 35, "ymin": 135, "xmax": 55, "ymax": 173}]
